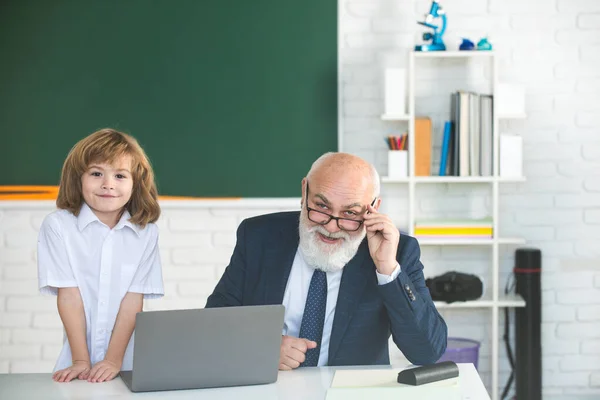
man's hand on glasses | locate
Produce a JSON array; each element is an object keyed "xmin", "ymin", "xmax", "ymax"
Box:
[{"xmin": 363, "ymin": 204, "xmax": 400, "ymax": 276}]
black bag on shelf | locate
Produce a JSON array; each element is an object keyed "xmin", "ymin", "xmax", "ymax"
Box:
[{"xmin": 426, "ymin": 271, "xmax": 484, "ymax": 303}]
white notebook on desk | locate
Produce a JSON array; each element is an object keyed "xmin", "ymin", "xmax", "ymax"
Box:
[{"xmin": 326, "ymin": 369, "xmax": 461, "ymax": 400}]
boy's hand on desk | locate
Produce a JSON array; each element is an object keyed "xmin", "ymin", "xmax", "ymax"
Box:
[
  {"xmin": 279, "ymin": 335, "xmax": 317, "ymax": 371},
  {"xmin": 52, "ymin": 360, "xmax": 91, "ymax": 382},
  {"xmin": 87, "ymin": 360, "xmax": 120, "ymax": 383}
]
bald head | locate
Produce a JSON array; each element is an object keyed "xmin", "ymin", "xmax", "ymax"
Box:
[{"xmin": 306, "ymin": 152, "xmax": 380, "ymax": 198}]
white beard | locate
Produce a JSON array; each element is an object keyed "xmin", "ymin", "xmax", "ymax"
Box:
[{"xmin": 298, "ymin": 209, "xmax": 366, "ymax": 273}]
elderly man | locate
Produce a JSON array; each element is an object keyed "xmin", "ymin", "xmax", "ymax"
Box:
[{"xmin": 206, "ymin": 152, "xmax": 447, "ymax": 370}]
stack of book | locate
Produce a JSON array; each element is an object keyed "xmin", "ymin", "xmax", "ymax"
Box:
[
  {"xmin": 414, "ymin": 218, "xmax": 493, "ymax": 239},
  {"xmin": 439, "ymin": 90, "xmax": 493, "ymax": 177}
]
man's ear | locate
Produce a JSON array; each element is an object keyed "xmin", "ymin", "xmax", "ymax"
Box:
[
  {"xmin": 375, "ymin": 197, "xmax": 382, "ymax": 211},
  {"xmin": 300, "ymin": 177, "xmax": 307, "ymax": 206}
]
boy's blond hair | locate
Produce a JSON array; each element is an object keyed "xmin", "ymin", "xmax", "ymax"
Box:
[{"xmin": 57, "ymin": 128, "xmax": 160, "ymax": 227}]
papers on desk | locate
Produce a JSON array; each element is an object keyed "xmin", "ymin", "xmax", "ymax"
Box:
[{"xmin": 326, "ymin": 369, "xmax": 461, "ymax": 400}]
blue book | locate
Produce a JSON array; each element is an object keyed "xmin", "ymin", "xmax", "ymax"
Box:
[{"xmin": 439, "ymin": 121, "xmax": 452, "ymax": 176}]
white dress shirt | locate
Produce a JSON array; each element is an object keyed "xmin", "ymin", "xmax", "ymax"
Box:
[
  {"xmin": 37, "ymin": 203, "xmax": 164, "ymax": 372},
  {"xmin": 281, "ymin": 249, "xmax": 400, "ymax": 366}
]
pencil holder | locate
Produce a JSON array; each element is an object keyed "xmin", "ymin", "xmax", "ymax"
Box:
[{"xmin": 388, "ymin": 150, "xmax": 408, "ymax": 178}]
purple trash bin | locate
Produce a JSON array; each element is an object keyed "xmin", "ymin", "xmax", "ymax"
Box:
[{"xmin": 437, "ymin": 337, "xmax": 481, "ymax": 370}]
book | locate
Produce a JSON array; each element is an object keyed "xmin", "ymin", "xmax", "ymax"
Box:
[
  {"xmin": 414, "ymin": 227, "xmax": 493, "ymax": 236},
  {"xmin": 439, "ymin": 121, "xmax": 452, "ymax": 176},
  {"xmin": 415, "ymin": 217, "xmax": 493, "ymax": 228},
  {"xmin": 415, "ymin": 117, "xmax": 432, "ymax": 176},
  {"xmin": 480, "ymin": 95, "xmax": 493, "ymax": 176}
]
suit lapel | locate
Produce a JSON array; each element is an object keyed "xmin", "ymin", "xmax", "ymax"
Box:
[
  {"xmin": 328, "ymin": 241, "xmax": 371, "ymax": 363},
  {"xmin": 264, "ymin": 215, "xmax": 299, "ymax": 305}
]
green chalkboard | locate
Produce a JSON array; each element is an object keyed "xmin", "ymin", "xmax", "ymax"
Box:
[{"xmin": 0, "ymin": 0, "xmax": 337, "ymax": 198}]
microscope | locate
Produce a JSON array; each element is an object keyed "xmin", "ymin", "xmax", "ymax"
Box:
[{"xmin": 414, "ymin": 1, "xmax": 447, "ymax": 51}]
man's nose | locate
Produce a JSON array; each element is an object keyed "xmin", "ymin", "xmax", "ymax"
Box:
[{"xmin": 323, "ymin": 218, "xmax": 341, "ymax": 233}]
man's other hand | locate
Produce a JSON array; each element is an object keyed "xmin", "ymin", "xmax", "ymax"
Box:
[{"xmin": 279, "ymin": 335, "xmax": 317, "ymax": 370}]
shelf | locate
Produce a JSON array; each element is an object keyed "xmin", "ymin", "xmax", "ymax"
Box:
[
  {"xmin": 412, "ymin": 50, "xmax": 495, "ymax": 58},
  {"xmin": 401, "ymin": 44, "xmax": 514, "ymax": 400},
  {"xmin": 381, "ymin": 176, "xmax": 526, "ymax": 183},
  {"xmin": 381, "ymin": 114, "xmax": 411, "ymax": 121},
  {"xmin": 434, "ymin": 294, "xmax": 525, "ymax": 309},
  {"xmin": 417, "ymin": 237, "xmax": 525, "ymax": 246},
  {"xmin": 417, "ymin": 176, "xmax": 495, "ymax": 183}
]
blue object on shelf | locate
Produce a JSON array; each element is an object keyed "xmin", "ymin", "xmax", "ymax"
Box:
[
  {"xmin": 459, "ymin": 38, "xmax": 475, "ymax": 51},
  {"xmin": 477, "ymin": 37, "xmax": 493, "ymax": 50},
  {"xmin": 414, "ymin": 1, "xmax": 447, "ymax": 52},
  {"xmin": 439, "ymin": 121, "xmax": 451, "ymax": 176}
]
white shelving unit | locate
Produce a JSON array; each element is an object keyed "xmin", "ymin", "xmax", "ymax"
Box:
[
  {"xmin": 418, "ymin": 237, "xmax": 525, "ymax": 246},
  {"xmin": 381, "ymin": 51, "xmax": 526, "ymax": 400},
  {"xmin": 435, "ymin": 293, "xmax": 525, "ymax": 309},
  {"xmin": 382, "ymin": 176, "xmax": 527, "ymax": 183}
]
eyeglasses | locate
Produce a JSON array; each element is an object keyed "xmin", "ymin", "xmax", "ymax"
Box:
[{"xmin": 304, "ymin": 182, "xmax": 377, "ymax": 232}]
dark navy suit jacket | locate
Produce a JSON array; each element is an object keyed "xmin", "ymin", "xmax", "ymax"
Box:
[{"xmin": 205, "ymin": 212, "xmax": 447, "ymax": 366}]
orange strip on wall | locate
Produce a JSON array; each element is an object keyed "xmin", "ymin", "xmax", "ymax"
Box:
[{"xmin": 0, "ymin": 186, "xmax": 240, "ymax": 201}]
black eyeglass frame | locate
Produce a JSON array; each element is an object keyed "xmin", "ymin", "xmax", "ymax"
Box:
[{"xmin": 304, "ymin": 181, "xmax": 377, "ymax": 232}]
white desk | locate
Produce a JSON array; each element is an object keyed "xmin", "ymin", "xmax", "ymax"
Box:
[{"xmin": 0, "ymin": 363, "xmax": 490, "ymax": 400}]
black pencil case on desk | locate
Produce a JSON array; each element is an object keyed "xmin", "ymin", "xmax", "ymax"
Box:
[{"xmin": 397, "ymin": 361, "xmax": 459, "ymax": 386}]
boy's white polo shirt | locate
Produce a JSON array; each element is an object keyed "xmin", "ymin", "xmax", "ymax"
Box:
[{"xmin": 37, "ymin": 203, "xmax": 164, "ymax": 372}]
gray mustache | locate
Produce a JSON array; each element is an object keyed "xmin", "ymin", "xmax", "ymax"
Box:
[{"xmin": 309, "ymin": 226, "xmax": 349, "ymax": 240}]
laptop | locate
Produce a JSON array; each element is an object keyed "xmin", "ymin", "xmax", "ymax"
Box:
[{"xmin": 120, "ymin": 304, "xmax": 285, "ymax": 392}]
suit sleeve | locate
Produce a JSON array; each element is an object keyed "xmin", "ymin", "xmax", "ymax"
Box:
[
  {"xmin": 377, "ymin": 236, "xmax": 448, "ymax": 365},
  {"xmin": 205, "ymin": 219, "xmax": 248, "ymax": 307}
]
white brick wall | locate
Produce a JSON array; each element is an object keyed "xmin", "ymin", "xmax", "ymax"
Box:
[
  {"xmin": 0, "ymin": 200, "xmax": 300, "ymax": 374},
  {"xmin": 339, "ymin": 0, "xmax": 600, "ymax": 397},
  {"xmin": 1, "ymin": 0, "xmax": 599, "ymax": 397}
]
